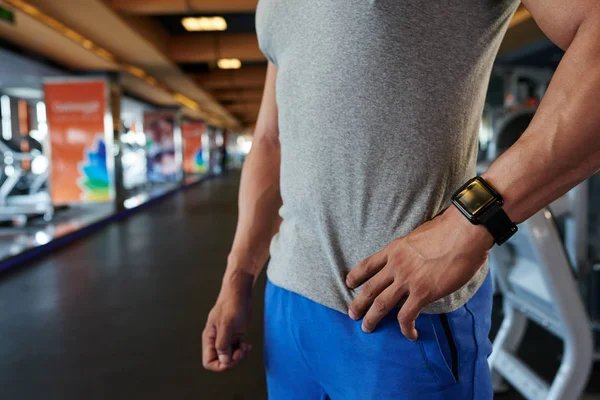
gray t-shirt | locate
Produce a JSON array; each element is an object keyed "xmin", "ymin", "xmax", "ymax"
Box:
[{"xmin": 256, "ymin": 0, "xmax": 519, "ymax": 314}]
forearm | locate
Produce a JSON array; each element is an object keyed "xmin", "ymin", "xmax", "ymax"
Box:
[
  {"xmin": 222, "ymin": 136, "xmax": 282, "ymax": 289},
  {"xmin": 482, "ymin": 13, "xmax": 600, "ymax": 224}
]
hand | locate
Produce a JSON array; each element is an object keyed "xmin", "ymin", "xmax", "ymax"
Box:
[
  {"xmin": 202, "ymin": 271, "xmax": 254, "ymax": 372},
  {"xmin": 345, "ymin": 206, "xmax": 494, "ymax": 340}
]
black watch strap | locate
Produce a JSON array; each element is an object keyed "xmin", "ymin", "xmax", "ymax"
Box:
[{"xmin": 478, "ymin": 202, "xmax": 518, "ymax": 245}]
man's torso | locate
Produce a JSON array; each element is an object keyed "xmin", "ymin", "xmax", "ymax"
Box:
[{"xmin": 256, "ymin": 0, "xmax": 519, "ymax": 314}]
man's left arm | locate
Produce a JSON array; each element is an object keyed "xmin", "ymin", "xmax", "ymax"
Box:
[
  {"xmin": 483, "ymin": 0, "xmax": 600, "ymax": 224},
  {"xmin": 346, "ymin": 1, "xmax": 600, "ymax": 340}
]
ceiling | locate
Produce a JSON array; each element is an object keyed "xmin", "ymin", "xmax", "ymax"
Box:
[
  {"xmin": 0, "ymin": 0, "xmax": 241, "ymax": 129},
  {"xmin": 109, "ymin": 0, "xmax": 265, "ymax": 128},
  {"xmin": 150, "ymin": 11, "xmax": 265, "ymax": 127},
  {"xmin": 155, "ymin": 13, "xmax": 256, "ymax": 36}
]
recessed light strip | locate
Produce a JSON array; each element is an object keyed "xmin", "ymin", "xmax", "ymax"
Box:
[
  {"xmin": 217, "ymin": 58, "xmax": 242, "ymax": 70},
  {"xmin": 181, "ymin": 16, "xmax": 227, "ymax": 32}
]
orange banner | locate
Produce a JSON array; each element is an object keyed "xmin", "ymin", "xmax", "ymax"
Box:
[
  {"xmin": 45, "ymin": 80, "xmax": 111, "ymax": 204},
  {"xmin": 181, "ymin": 121, "xmax": 207, "ymax": 174}
]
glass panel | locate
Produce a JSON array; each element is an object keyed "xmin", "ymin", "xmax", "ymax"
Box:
[{"xmin": 456, "ymin": 180, "xmax": 495, "ymax": 215}]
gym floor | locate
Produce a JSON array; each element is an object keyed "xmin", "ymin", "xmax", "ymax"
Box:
[{"xmin": 0, "ymin": 171, "xmax": 597, "ymax": 399}]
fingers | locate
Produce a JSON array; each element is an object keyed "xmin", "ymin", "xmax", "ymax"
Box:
[
  {"xmin": 348, "ymin": 272, "xmax": 393, "ymax": 321},
  {"xmin": 222, "ymin": 342, "xmax": 252, "ymax": 370},
  {"xmin": 397, "ymin": 293, "xmax": 428, "ymax": 341},
  {"xmin": 232, "ymin": 343, "xmax": 253, "ymax": 363},
  {"xmin": 203, "ymin": 323, "xmax": 253, "ymax": 372},
  {"xmin": 361, "ymin": 283, "xmax": 407, "ymax": 333},
  {"xmin": 346, "ymin": 251, "xmax": 388, "ymax": 289}
]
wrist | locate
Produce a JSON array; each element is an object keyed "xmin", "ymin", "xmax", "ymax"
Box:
[
  {"xmin": 221, "ymin": 268, "xmax": 255, "ymax": 298},
  {"xmin": 480, "ymin": 171, "xmax": 523, "ymax": 224},
  {"xmin": 443, "ymin": 204, "xmax": 495, "ymax": 250},
  {"xmin": 223, "ymin": 254, "xmax": 260, "ymax": 291}
]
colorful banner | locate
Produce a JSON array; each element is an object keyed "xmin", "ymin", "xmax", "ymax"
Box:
[
  {"xmin": 144, "ymin": 111, "xmax": 178, "ymax": 182},
  {"xmin": 207, "ymin": 127, "xmax": 219, "ymax": 173},
  {"xmin": 181, "ymin": 121, "xmax": 207, "ymax": 174},
  {"xmin": 44, "ymin": 79, "xmax": 112, "ymax": 204}
]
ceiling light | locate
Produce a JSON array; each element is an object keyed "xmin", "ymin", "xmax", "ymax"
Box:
[
  {"xmin": 217, "ymin": 58, "xmax": 242, "ymax": 70},
  {"xmin": 182, "ymin": 16, "xmax": 227, "ymax": 32}
]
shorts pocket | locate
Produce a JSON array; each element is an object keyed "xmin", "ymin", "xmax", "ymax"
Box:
[{"xmin": 416, "ymin": 313, "xmax": 459, "ymax": 388}]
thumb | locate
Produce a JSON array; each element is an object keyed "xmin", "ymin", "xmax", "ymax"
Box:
[{"xmin": 215, "ymin": 320, "xmax": 234, "ymax": 364}]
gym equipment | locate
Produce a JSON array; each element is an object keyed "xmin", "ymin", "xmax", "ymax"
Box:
[
  {"xmin": 488, "ymin": 185, "xmax": 594, "ymax": 400},
  {"xmin": 0, "ymin": 141, "xmax": 52, "ymax": 225},
  {"xmin": 500, "ymin": 67, "xmax": 553, "ymax": 110},
  {"xmin": 486, "ymin": 108, "xmax": 535, "ymax": 160}
]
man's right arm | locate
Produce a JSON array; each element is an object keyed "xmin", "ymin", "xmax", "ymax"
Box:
[
  {"xmin": 202, "ymin": 63, "xmax": 280, "ymax": 372},
  {"xmin": 223, "ymin": 61, "xmax": 281, "ymax": 290}
]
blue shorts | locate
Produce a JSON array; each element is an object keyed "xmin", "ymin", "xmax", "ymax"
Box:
[{"xmin": 263, "ymin": 274, "xmax": 493, "ymax": 400}]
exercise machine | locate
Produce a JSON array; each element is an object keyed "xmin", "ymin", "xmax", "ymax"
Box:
[
  {"xmin": 487, "ymin": 184, "xmax": 594, "ymax": 400},
  {"xmin": 0, "ymin": 141, "xmax": 52, "ymax": 226}
]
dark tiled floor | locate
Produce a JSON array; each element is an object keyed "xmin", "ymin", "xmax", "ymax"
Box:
[
  {"xmin": 0, "ymin": 171, "xmax": 597, "ymax": 399},
  {"xmin": 0, "ymin": 174, "xmax": 266, "ymax": 400}
]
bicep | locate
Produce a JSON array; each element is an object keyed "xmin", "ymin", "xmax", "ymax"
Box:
[
  {"xmin": 254, "ymin": 62, "xmax": 279, "ymax": 143},
  {"xmin": 521, "ymin": 0, "xmax": 599, "ymax": 50}
]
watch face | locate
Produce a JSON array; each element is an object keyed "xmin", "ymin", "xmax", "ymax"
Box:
[{"xmin": 455, "ymin": 179, "xmax": 496, "ymax": 216}]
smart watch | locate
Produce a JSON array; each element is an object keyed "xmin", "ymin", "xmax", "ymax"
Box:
[{"xmin": 451, "ymin": 176, "xmax": 518, "ymax": 245}]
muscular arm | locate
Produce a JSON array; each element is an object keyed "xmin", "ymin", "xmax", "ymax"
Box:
[
  {"xmin": 223, "ymin": 62, "xmax": 281, "ymax": 290},
  {"xmin": 481, "ymin": 1, "xmax": 600, "ymax": 224}
]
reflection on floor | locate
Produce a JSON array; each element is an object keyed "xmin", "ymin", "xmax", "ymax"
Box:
[
  {"xmin": 0, "ymin": 178, "xmax": 208, "ymax": 265},
  {"xmin": 0, "ymin": 203, "xmax": 114, "ymax": 262},
  {"xmin": 0, "ymin": 171, "xmax": 597, "ymax": 399}
]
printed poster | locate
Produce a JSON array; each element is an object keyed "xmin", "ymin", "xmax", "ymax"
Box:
[
  {"xmin": 144, "ymin": 111, "xmax": 178, "ymax": 182},
  {"xmin": 44, "ymin": 79, "xmax": 112, "ymax": 204},
  {"xmin": 181, "ymin": 121, "xmax": 207, "ymax": 174}
]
